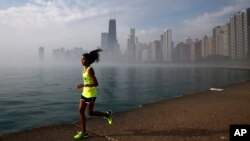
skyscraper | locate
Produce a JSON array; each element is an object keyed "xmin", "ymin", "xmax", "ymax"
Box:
[
  {"xmin": 101, "ymin": 19, "xmax": 121, "ymax": 62},
  {"xmin": 146, "ymin": 40, "xmax": 162, "ymax": 63},
  {"xmin": 155, "ymin": 40, "xmax": 162, "ymax": 63},
  {"xmin": 213, "ymin": 26, "xmax": 221, "ymax": 55},
  {"xmin": 108, "ymin": 19, "xmax": 117, "ymax": 50},
  {"xmin": 101, "ymin": 32, "xmax": 109, "ymax": 51},
  {"xmin": 127, "ymin": 28, "xmax": 136, "ymax": 63},
  {"xmin": 178, "ymin": 41, "xmax": 191, "ymax": 62},
  {"xmin": 39, "ymin": 47, "xmax": 44, "ymax": 61},
  {"xmin": 202, "ymin": 35, "xmax": 213, "ymax": 58},
  {"xmin": 162, "ymin": 29, "xmax": 172, "ymax": 63},
  {"xmin": 108, "ymin": 19, "xmax": 121, "ymax": 57},
  {"xmin": 230, "ymin": 8, "xmax": 250, "ymax": 60},
  {"xmin": 220, "ymin": 23, "xmax": 231, "ymax": 57},
  {"xmin": 194, "ymin": 39, "xmax": 202, "ymax": 62}
]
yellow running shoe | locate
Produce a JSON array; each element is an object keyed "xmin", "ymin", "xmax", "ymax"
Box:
[
  {"xmin": 73, "ymin": 131, "xmax": 88, "ymax": 140},
  {"xmin": 105, "ymin": 110, "xmax": 113, "ymax": 125}
]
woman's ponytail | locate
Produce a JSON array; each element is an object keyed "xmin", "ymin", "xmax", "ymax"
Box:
[{"xmin": 83, "ymin": 49, "xmax": 102, "ymax": 64}]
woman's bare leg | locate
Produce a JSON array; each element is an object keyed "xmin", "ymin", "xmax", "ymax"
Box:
[
  {"xmin": 79, "ymin": 100, "xmax": 87, "ymax": 132},
  {"xmin": 87, "ymin": 102, "xmax": 108, "ymax": 117}
]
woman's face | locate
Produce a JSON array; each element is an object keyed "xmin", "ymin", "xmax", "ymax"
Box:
[{"xmin": 81, "ymin": 55, "xmax": 88, "ymax": 66}]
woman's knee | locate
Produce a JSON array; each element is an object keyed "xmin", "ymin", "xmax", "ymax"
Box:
[{"xmin": 78, "ymin": 101, "xmax": 87, "ymax": 114}]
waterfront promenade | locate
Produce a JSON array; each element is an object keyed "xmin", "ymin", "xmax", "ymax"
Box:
[{"xmin": 1, "ymin": 80, "xmax": 250, "ymax": 141}]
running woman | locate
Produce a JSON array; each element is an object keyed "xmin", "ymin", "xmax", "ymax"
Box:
[{"xmin": 74, "ymin": 49, "xmax": 112, "ymax": 140}]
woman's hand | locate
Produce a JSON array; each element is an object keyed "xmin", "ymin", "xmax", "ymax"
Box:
[{"xmin": 76, "ymin": 83, "xmax": 84, "ymax": 89}]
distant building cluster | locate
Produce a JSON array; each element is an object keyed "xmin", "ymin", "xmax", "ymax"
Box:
[
  {"xmin": 38, "ymin": 18, "xmax": 123, "ymax": 63},
  {"xmin": 52, "ymin": 47, "xmax": 87, "ymax": 61},
  {"xmin": 124, "ymin": 8, "xmax": 250, "ymax": 63}
]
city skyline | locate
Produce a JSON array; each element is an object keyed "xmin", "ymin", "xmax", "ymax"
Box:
[
  {"xmin": 124, "ymin": 7, "xmax": 249, "ymax": 64},
  {"xmin": 0, "ymin": 0, "xmax": 250, "ymax": 62}
]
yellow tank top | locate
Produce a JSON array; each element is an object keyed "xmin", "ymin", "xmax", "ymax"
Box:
[{"xmin": 82, "ymin": 66, "xmax": 97, "ymax": 98}]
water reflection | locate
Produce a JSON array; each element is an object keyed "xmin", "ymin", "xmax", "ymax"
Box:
[{"xmin": 96, "ymin": 65, "xmax": 250, "ymax": 112}]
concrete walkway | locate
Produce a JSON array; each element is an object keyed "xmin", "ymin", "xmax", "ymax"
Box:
[{"xmin": 1, "ymin": 80, "xmax": 250, "ymax": 141}]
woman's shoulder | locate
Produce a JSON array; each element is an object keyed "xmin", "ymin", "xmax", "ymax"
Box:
[{"xmin": 87, "ymin": 66, "xmax": 95, "ymax": 74}]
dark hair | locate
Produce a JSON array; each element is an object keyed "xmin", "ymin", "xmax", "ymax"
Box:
[{"xmin": 83, "ymin": 49, "xmax": 102, "ymax": 64}]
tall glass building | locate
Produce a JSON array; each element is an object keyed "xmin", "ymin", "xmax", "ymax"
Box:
[
  {"xmin": 230, "ymin": 8, "xmax": 250, "ymax": 60},
  {"xmin": 101, "ymin": 19, "xmax": 121, "ymax": 62}
]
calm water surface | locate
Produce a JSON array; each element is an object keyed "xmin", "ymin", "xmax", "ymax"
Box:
[{"xmin": 0, "ymin": 63, "xmax": 250, "ymax": 133}]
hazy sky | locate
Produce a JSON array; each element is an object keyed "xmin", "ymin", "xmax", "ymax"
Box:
[{"xmin": 0, "ymin": 0, "xmax": 249, "ymax": 62}]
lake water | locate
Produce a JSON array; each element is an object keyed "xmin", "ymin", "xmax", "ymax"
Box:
[{"xmin": 1, "ymin": 63, "xmax": 250, "ymax": 133}]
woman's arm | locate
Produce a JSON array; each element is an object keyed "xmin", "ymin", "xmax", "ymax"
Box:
[{"xmin": 76, "ymin": 83, "xmax": 84, "ymax": 89}]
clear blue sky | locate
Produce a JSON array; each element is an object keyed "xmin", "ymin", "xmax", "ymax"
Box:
[{"xmin": 0, "ymin": 0, "xmax": 249, "ymax": 61}]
